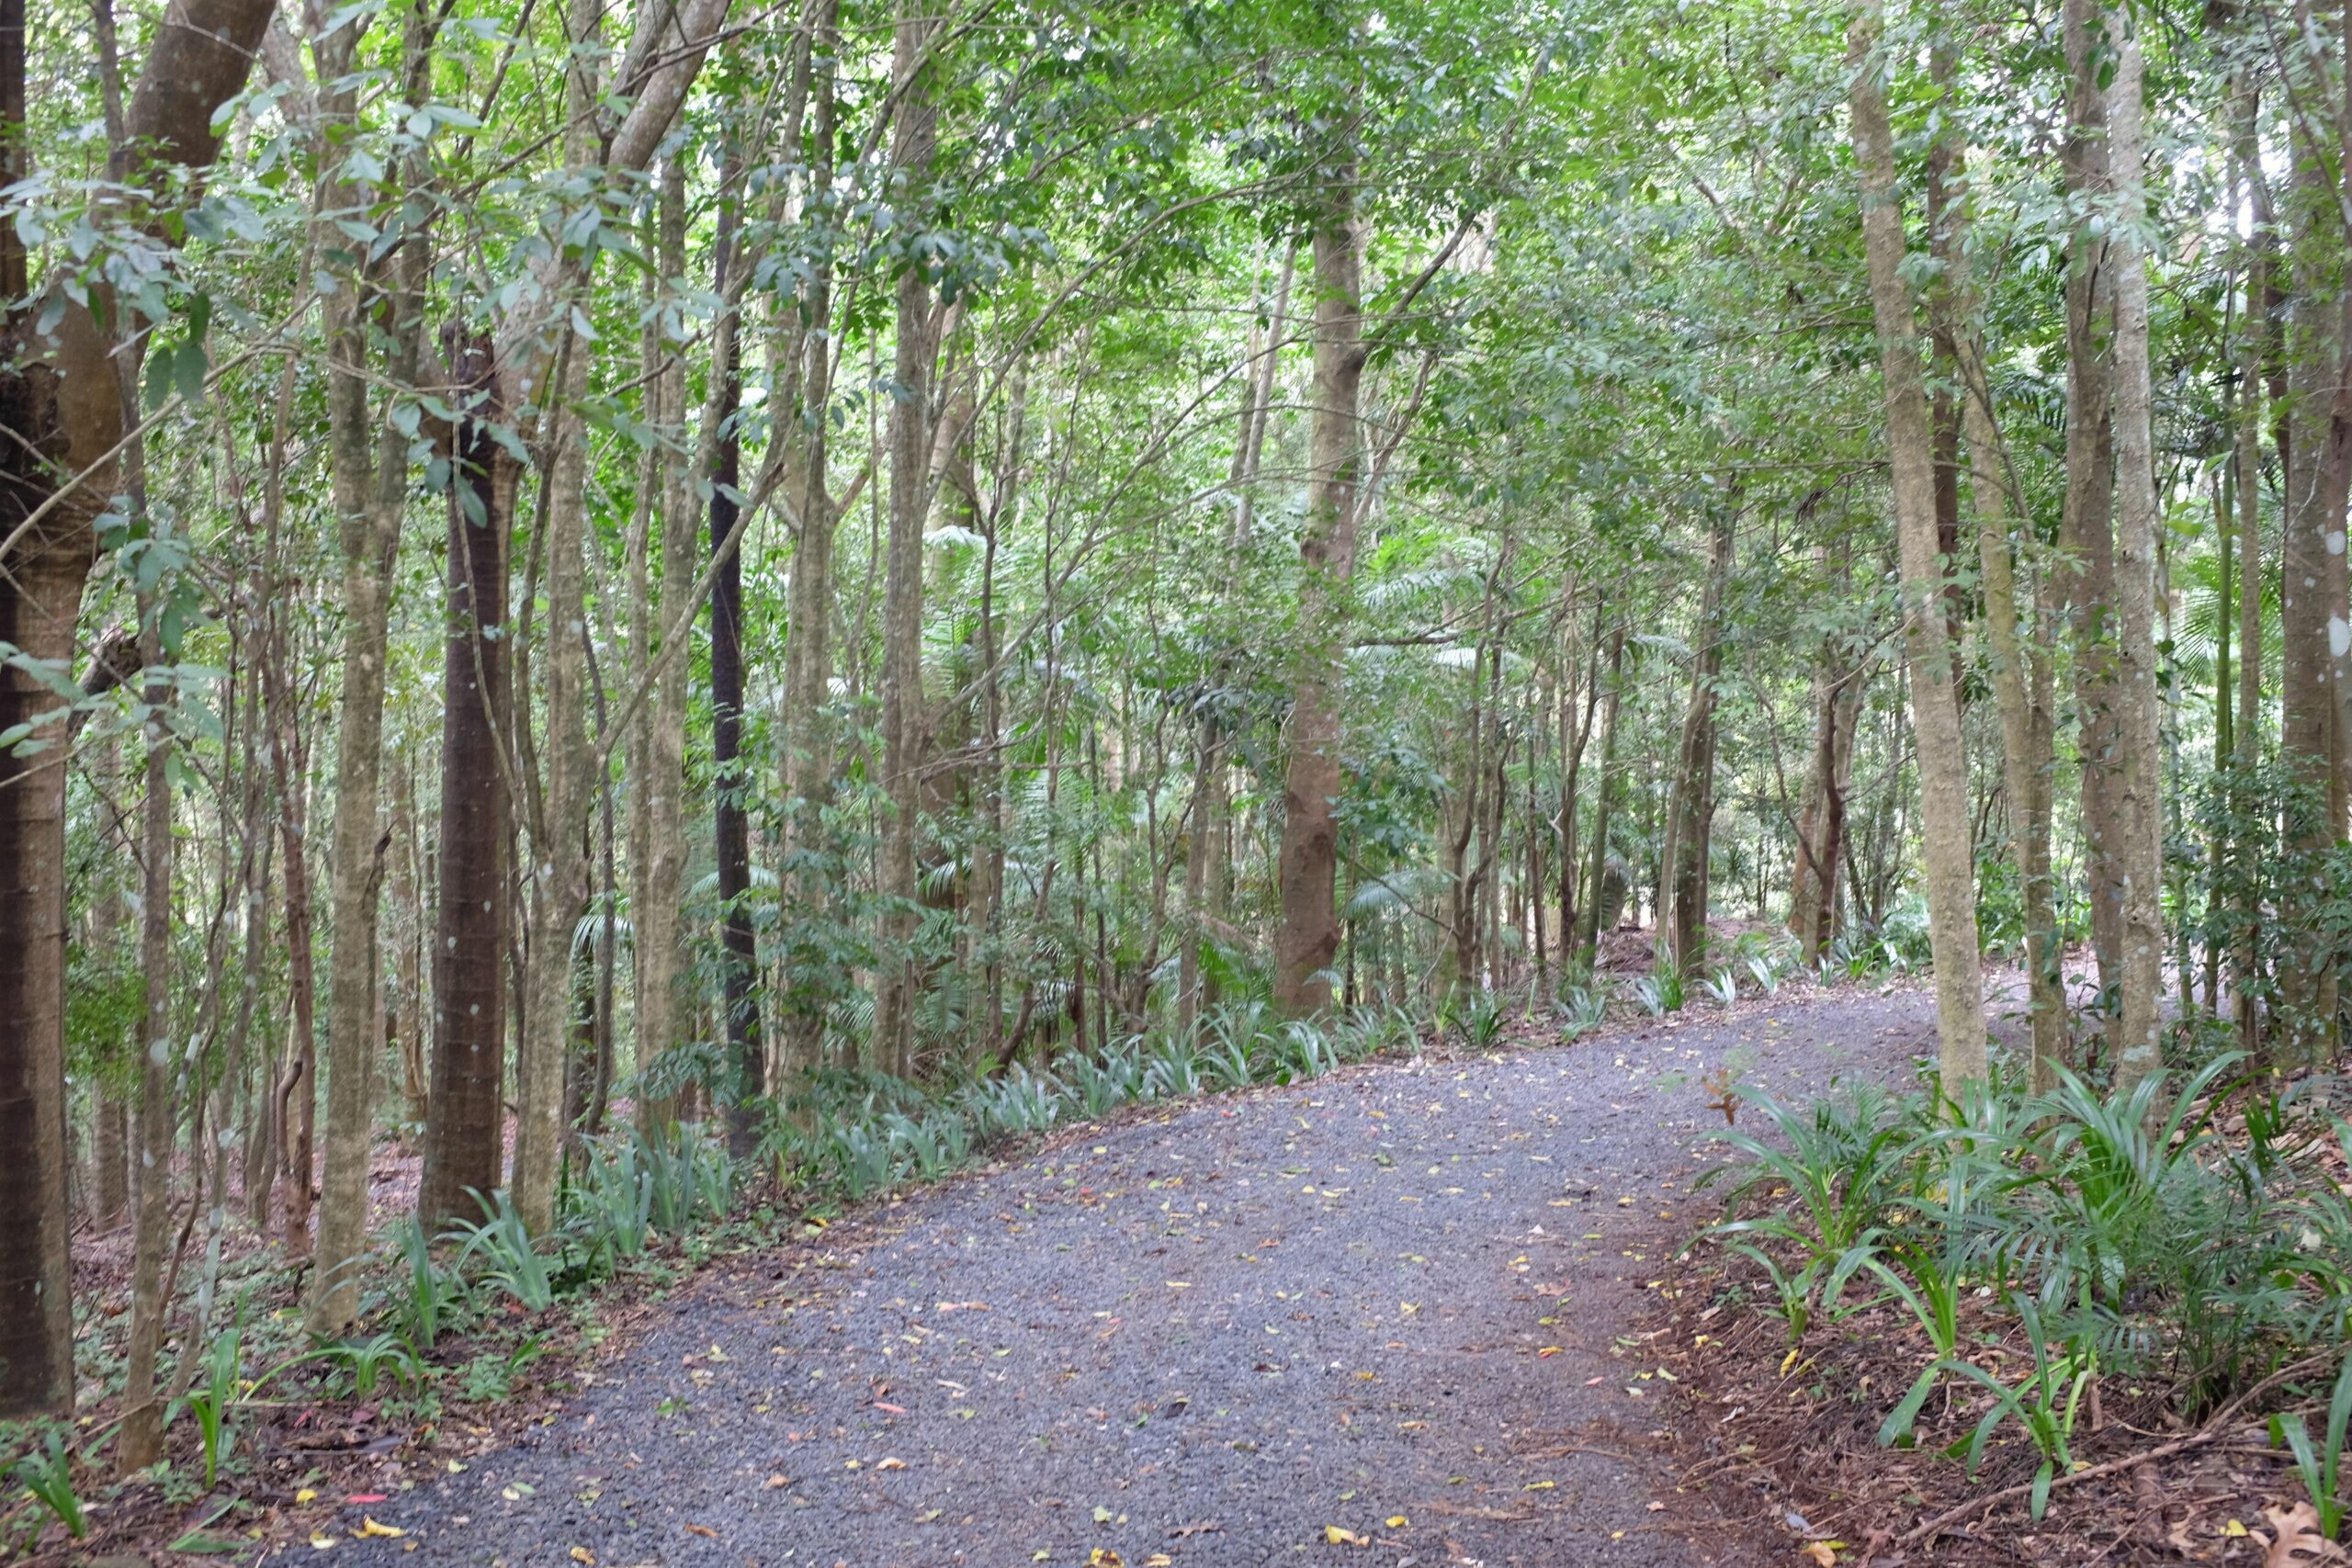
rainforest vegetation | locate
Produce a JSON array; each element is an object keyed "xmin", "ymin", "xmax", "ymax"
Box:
[{"xmin": 8, "ymin": 0, "xmax": 2352, "ymax": 1552}]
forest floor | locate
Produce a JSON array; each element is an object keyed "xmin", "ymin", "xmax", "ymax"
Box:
[{"xmin": 297, "ymin": 978, "xmax": 1971, "ymax": 1568}]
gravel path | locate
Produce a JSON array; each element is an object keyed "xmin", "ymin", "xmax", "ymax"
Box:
[{"xmin": 346, "ymin": 985, "xmax": 1961, "ymax": 1567}]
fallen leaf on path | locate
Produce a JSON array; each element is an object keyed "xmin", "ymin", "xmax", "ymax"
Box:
[
  {"xmin": 354, "ymin": 1518, "xmax": 404, "ymax": 1539},
  {"xmin": 296, "ymin": 1488, "xmax": 319, "ymax": 1505},
  {"xmin": 1385, "ymin": 1516, "xmax": 1409, "ymax": 1528},
  {"xmin": 877, "ymin": 1456, "xmax": 908, "ymax": 1471},
  {"xmin": 763, "ymin": 1474, "xmax": 790, "ymax": 1489},
  {"xmin": 876, "ymin": 1402, "xmax": 907, "ymax": 1414},
  {"xmin": 2265, "ymin": 1503, "xmax": 2342, "ymax": 1566},
  {"xmin": 684, "ymin": 1524, "xmax": 718, "ymax": 1539},
  {"xmin": 1324, "ymin": 1525, "xmax": 1368, "ymax": 1545},
  {"xmin": 1089, "ymin": 1551, "xmax": 1124, "ymax": 1567},
  {"xmin": 569, "ymin": 1551, "xmax": 594, "ymax": 1565},
  {"xmin": 1800, "ymin": 1545, "xmax": 1837, "ymax": 1567}
]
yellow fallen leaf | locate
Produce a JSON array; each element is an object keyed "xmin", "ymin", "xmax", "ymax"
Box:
[
  {"xmin": 1523, "ymin": 1480, "xmax": 1556, "ymax": 1491},
  {"xmin": 1324, "ymin": 1525, "xmax": 1368, "ymax": 1545},
  {"xmin": 1089, "ymin": 1551, "xmax": 1125, "ymax": 1567},
  {"xmin": 877, "ymin": 1456, "xmax": 908, "ymax": 1472},
  {"xmin": 309, "ymin": 1534, "xmax": 336, "ymax": 1551},
  {"xmin": 297, "ymin": 1488, "xmax": 319, "ymax": 1505},
  {"xmin": 571, "ymin": 1549, "xmax": 595, "ymax": 1564},
  {"xmin": 1145, "ymin": 1557, "xmax": 1174, "ymax": 1567},
  {"xmin": 356, "ymin": 1518, "xmax": 406, "ymax": 1539},
  {"xmin": 1780, "ymin": 1346, "xmax": 1802, "ymax": 1376},
  {"xmin": 1802, "ymin": 1546, "xmax": 1837, "ymax": 1568},
  {"xmin": 1385, "ymin": 1515, "xmax": 1409, "ymax": 1528},
  {"xmin": 2223, "ymin": 1519, "xmax": 2248, "ymax": 1537}
]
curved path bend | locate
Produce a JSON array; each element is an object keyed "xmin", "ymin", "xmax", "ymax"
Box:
[{"xmin": 350, "ymin": 986, "xmax": 1947, "ymax": 1567}]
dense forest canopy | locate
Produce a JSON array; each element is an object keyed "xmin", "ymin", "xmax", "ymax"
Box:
[{"xmin": 3, "ymin": 0, "xmax": 2349, "ymax": 1490}]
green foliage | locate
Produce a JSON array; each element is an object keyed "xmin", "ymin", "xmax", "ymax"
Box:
[
  {"xmin": 9, "ymin": 1427, "xmax": 85, "ymax": 1540},
  {"xmin": 304, "ymin": 1332, "xmax": 424, "ymax": 1401},
  {"xmin": 1701, "ymin": 1056, "xmax": 2352, "ymax": 1504},
  {"xmin": 1555, "ymin": 983, "xmax": 1609, "ymax": 1041},
  {"xmin": 169, "ymin": 1320, "xmax": 244, "ymax": 1488},
  {"xmin": 1631, "ymin": 959, "xmax": 1684, "ymax": 1017},
  {"xmin": 385, "ymin": 1216, "xmax": 459, "ymax": 1350},
  {"xmin": 2273, "ymin": 1353, "xmax": 2352, "ymax": 1540},
  {"xmin": 444, "ymin": 1190, "xmax": 555, "ymax": 1314}
]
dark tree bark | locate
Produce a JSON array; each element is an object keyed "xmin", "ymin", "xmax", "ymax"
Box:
[
  {"xmin": 419, "ymin": 341, "xmax": 514, "ymax": 1229},
  {"xmin": 706, "ymin": 189, "xmax": 760, "ymax": 1151}
]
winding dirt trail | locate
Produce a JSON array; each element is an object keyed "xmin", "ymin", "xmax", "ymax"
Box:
[{"xmin": 347, "ymin": 984, "xmax": 1962, "ymax": 1567}]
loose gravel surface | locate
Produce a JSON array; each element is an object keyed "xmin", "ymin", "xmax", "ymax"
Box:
[{"xmin": 350, "ymin": 984, "xmax": 1963, "ymax": 1568}]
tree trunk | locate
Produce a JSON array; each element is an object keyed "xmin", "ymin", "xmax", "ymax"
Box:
[
  {"xmin": 779, "ymin": 16, "xmax": 840, "ymax": 1098},
  {"xmin": 266, "ymin": 647, "xmax": 318, "ymax": 1258},
  {"xmin": 2233, "ymin": 86, "xmax": 2268, "ymax": 1054},
  {"xmin": 876, "ymin": 0, "xmax": 939, "ymax": 1071},
  {"xmin": 633, "ymin": 160, "xmax": 692, "ymax": 1131},
  {"xmin": 117, "ymin": 603, "xmax": 176, "ymax": 1471},
  {"xmin": 418, "ymin": 341, "xmax": 514, "ymax": 1231},
  {"xmin": 1273, "ymin": 175, "xmax": 1366, "ymax": 1016},
  {"xmin": 2059, "ymin": 0, "xmax": 2124, "ymax": 1006},
  {"xmin": 310, "ymin": 2, "xmax": 430, "ymax": 1332},
  {"xmin": 1847, "ymin": 0, "xmax": 1988, "ymax": 1091},
  {"xmin": 2103, "ymin": 20, "xmax": 2167, "ymax": 1096},
  {"xmin": 1964, "ymin": 323, "xmax": 2064, "ymax": 1087},
  {"xmin": 1664, "ymin": 497, "xmax": 1735, "ymax": 970},
  {"xmin": 1579, "ymin": 625, "xmax": 1626, "ymax": 964},
  {"xmin": 707, "ymin": 191, "xmax": 762, "ymax": 1146},
  {"xmin": 2277, "ymin": 7, "xmax": 2352, "ymax": 1061},
  {"xmin": 1947, "ymin": 103, "xmax": 2064, "ymax": 1088}
]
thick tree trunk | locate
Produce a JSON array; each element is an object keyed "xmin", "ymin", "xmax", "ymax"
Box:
[
  {"xmin": 418, "ymin": 343, "xmax": 514, "ymax": 1230},
  {"xmin": 876, "ymin": 0, "xmax": 939, "ymax": 1070},
  {"xmin": 2277, "ymin": 13, "xmax": 2352, "ymax": 1061},
  {"xmin": 633, "ymin": 161, "xmax": 692, "ymax": 1131},
  {"xmin": 1273, "ymin": 178, "xmax": 1366, "ymax": 1016},
  {"xmin": 707, "ymin": 204, "xmax": 761, "ymax": 1146},
  {"xmin": 2059, "ymin": 0, "xmax": 2124, "ymax": 1004},
  {"xmin": 2233, "ymin": 90, "xmax": 2268, "ymax": 1054},
  {"xmin": 311, "ymin": 5, "xmax": 430, "ymax": 1331},
  {"xmin": 779, "ymin": 20, "xmax": 840, "ymax": 1097},
  {"xmin": 2103, "ymin": 23, "xmax": 2167, "ymax": 1096},
  {"xmin": 1847, "ymin": 0, "xmax": 1988, "ymax": 1091}
]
